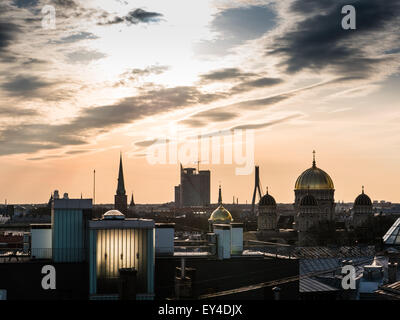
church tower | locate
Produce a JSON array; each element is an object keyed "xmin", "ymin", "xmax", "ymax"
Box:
[{"xmin": 114, "ymin": 153, "xmax": 127, "ymax": 215}]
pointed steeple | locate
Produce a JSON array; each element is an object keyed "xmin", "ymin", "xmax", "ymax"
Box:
[
  {"xmin": 130, "ymin": 193, "xmax": 135, "ymax": 207},
  {"xmin": 312, "ymin": 150, "xmax": 316, "ymax": 168},
  {"xmin": 47, "ymin": 193, "xmax": 53, "ymax": 208},
  {"xmin": 218, "ymin": 184, "xmax": 222, "ymax": 205},
  {"xmin": 362, "ymin": 185, "xmax": 364, "ymax": 194},
  {"xmin": 116, "ymin": 152, "xmax": 126, "ymax": 196}
]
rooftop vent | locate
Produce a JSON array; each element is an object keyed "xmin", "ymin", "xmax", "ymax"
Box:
[{"xmin": 102, "ymin": 210, "xmax": 125, "ymax": 220}]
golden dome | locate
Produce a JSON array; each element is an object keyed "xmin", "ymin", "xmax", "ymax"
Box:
[
  {"xmin": 295, "ymin": 151, "xmax": 334, "ymax": 190},
  {"xmin": 209, "ymin": 205, "xmax": 233, "ymax": 222},
  {"xmin": 209, "ymin": 184, "xmax": 233, "ymax": 222}
]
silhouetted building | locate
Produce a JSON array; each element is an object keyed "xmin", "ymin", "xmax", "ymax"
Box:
[
  {"xmin": 175, "ymin": 165, "xmax": 210, "ymax": 207},
  {"xmin": 294, "ymin": 151, "xmax": 336, "ymax": 244},
  {"xmin": 258, "ymin": 188, "xmax": 277, "ymax": 231},
  {"xmin": 51, "ymin": 196, "xmax": 92, "ymax": 262},
  {"xmin": 352, "ymin": 186, "xmax": 373, "ymax": 227},
  {"xmin": 130, "ymin": 193, "xmax": 135, "ymax": 207},
  {"xmin": 115, "ymin": 154, "xmax": 127, "ymax": 215}
]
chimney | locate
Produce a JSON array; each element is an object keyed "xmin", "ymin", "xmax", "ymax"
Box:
[
  {"xmin": 231, "ymin": 223, "xmax": 243, "ymax": 255},
  {"xmin": 388, "ymin": 262, "xmax": 398, "ymax": 284},
  {"xmin": 213, "ymin": 224, "xmax": 231, "ymax": 260},
  {"xmin": 272, "ymin": 286, "xmax": 281, "ymax": 300}
]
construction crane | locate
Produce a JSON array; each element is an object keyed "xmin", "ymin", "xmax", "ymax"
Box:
[{"xmin": 193, "ymin": 160, "xmax": 204, "ymax": 173}]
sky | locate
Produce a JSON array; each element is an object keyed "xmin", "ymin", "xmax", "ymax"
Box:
[{"xmin": 0, "ymin": 0, "xmax": 400, "ymax": 205}]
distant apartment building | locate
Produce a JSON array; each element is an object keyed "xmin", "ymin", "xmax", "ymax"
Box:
[{"xmin": 174, "ymin": 165, "xmax": 210, "ymax": 207}]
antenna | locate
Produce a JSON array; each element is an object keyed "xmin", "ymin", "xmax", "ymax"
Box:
[
  {"xmin": 93, "ymin": 169, "xmax": 96, "ymax": 205},
  {"xmin": 312, "ymin": 150, "xmax": 316, "ymax": 167},
  {"xmin": 193, "ymin": 160, "xmax": 203, "ymax": 173}
]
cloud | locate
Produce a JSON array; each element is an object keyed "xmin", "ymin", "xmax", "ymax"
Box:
[
  {"xmin": 187, "ymin": 114, "xmax": 303, "ymax": 139},
  {"xmin": 199, "ymin": 68, "xmax": 256, "ymax": 82},
  {"xmin": 230, "ymin": 93, "xmax": 293, "ymax": 110},
  {"xmin": 195, "ymin": 5, "xmax": 277, "ymax": 56},
  {"xmin": 27, "ymin": 154, "xmax": 64, "ymax": 161},
  {"xmin": 134, "ymin": 139, "xmax": 159, "ymax": 147},
  {"xmin": 230, "ymin": 77, "xmax": 283, "ymax": 93},
  {"xmin": 50, "ymin": 0, "xmax": 78, "ymax": 8},
  {"xmin": 270, "ymin": 0, "xmax": 400, "ymax": 77},
  {"xmin": 0, "ymin": 85, "xmax": 226, "ymax": 156},
  {"xmin": 0, "ymin": 22, "xmax": 20, "ymax": 51},
  {"xmin": 231, "ymin": 114, "xmax": 302, "ymax": 130},
  {"xmin": 21, "ymin": 57, "xmax": 47, "ymax": 65},
  {"xmin": 0, "ymin": 106, "xmax": 38, "ymax": 117},
  {"xmin": 66, "ymin": 49, "xmax": 106, "ymax": 63},
  {"xmin": 180, "ymin": 91, "xmax": 294, "ymax": 129},
  {"xmin": 198, "ymin": 67, "xmax": 284, "ymax": 94},
  {"xmin": 179, "ymin": 77, "xmax": 353, "ymax": 129},
  {"xmin": 98, "ymin": 8, "xmax": 163, "ymax": 26},
  {"xmin": 53, "ymin": 32, "xmax": 99, "ymax": 44},
  {"xmin": 12, "ymin": 0, "xmax": 38, "ymax": 8},
  {"xmin": 64, "ymin": 149, "xmax": 91, "ymax": 155},
  {"xmin": 181, "ymin": 109, "xmax": 238, "ymax": 127},
  {"xmin": 115, "ymin": 65, "xmax": 169, "ymax": 86},
  {"xmin": 134, "ymin": 138, "xmax": 171, "ymax": 147},
  {"xmin": 0, "ymin": 75, "xmax": 53, "ymax": 97}
]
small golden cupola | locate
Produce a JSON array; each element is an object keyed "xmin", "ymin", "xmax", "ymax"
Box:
[{"xmin": 209, "ymin": 185, "xmax": 233, "ymax": 223}]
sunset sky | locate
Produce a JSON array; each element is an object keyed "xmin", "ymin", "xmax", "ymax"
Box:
[{"xmin": 0, "ymin": 0, "xmax": 400, "ymax": 205}]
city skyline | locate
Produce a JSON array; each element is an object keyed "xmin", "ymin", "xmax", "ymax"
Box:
[
  {"xmin": 1, "ymin": 150, "xmax": 398, "ymax": 205},
  {"xmin": 0, "ymin": 0, "xmax": 400, "ymax": 204}
]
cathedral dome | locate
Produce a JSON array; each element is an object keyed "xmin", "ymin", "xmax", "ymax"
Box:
[
  {"xmin": 295, "ymin": 152, "xmax": 334, "ymax": 190},
  {"xmin": 300, "ymin": 194, "xmax": 318, "ymax": 206},
  {"xmin": 259, "ymin": 189, "xmax": 276, "ymax": 206},
  {"xmin": 354, "ymin": 187, "xmax": 372, "ymax": 206}
]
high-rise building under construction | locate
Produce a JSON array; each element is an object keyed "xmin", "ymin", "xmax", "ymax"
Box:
[{"xmin": 175, "ymin": 165, "xmax": 210, "ymax": 207}]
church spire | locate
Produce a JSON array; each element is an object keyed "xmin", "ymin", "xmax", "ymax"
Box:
[
  {"xmin": 130, "ymin": 192, "xmax": 135, "ymax": 207},
  {"xmin": 218, "ymin": 184, "xmax": 222, "ymax": 205},
  {"xmin": 312, "ymin": 150, "xmax": 316, "ymax": 168},
  {"xmin": 116, "ymin": 152, "xmax": 126, "ymax": 196}
]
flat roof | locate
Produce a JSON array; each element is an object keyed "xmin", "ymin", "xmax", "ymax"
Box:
[
  {"xmin": 30, "ymin": 224, "xmax": 51, "ymax": 229},
  {"xmin": 89, "ymin": 218, "xmax": 154, "ymax": 229},
  {"xmin": 231, "ymin": 223, "xmax": 244, "ymax": 228},
  {"xmin": 54, "ymin": 199, "xmax": 92, "ymax": 209},
  {"xmin": 213, "ymin": 224, "xmax": 231, "ymax": 230},
  {"xmin": 155, "ymin": 223, "xmax": 175, "ymax": 228}
]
